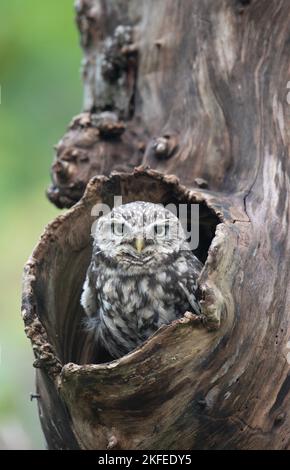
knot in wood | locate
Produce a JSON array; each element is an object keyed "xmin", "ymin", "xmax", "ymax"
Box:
[
  {"xmin": 52, "ymin": 160, "xmax": 69, "ymax": 177},
  {"xmin": 91, "ymin": 112, "xmax": 126, "ymax": 139},
  {"xmin": 153, "ymin": 134, "xmax": 178, "ymax": 160},
  {"xmin": 194, "ymin": 178, "xmax": 209, "ymax": 189}
]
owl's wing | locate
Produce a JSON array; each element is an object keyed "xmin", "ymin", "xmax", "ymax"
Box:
[
  {"xmin": 81, "ymin": 267, "xmax": 99, "ymax": 317},
  {"xmin": 177, "ymin": 252, "xmax": 203, "ymax": 315},
  {"xmin": 178, "ymin": 280, "xmax": 201, "ymax": 314}
]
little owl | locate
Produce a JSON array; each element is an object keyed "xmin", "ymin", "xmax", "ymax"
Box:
[{"xmin": 81, "ymin": 201, "xmax": 202, "ymax": 359}]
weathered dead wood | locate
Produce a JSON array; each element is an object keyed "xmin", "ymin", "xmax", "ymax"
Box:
[
  {"xmin": 23, "ymin": 169, "xmax": 242, "ymax": 449},
  {"xmin": 23, "ymin": 0, "xmax": 290, "ymax": 450}
]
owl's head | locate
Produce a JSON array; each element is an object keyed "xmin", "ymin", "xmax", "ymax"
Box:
[{"xmin": 93, "ymin": 201, "xmax": 188, "ymax": 271}]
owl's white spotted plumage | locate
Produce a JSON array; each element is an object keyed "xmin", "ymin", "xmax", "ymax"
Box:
[{"xmin": 81, "ymin": 201, "xmax": 203, "ymax": 359}]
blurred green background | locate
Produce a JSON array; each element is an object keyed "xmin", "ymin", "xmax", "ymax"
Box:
[{"xmin": 0, "ymin": 1, "xmax": 82, "ymax": 449}]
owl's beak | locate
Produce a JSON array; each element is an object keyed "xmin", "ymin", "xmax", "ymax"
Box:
[{"xmin": 135, "ymin": 237, "xmax": 145, "ymax": 253}]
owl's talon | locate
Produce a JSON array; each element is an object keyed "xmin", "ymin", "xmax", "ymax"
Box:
[
  {"xmin": 183, "ymin": 311, "xmax": 208, "ymax": 327},
  {"xmin": 199, "ymin": 281, "xmax": 224, "ymax": 330},
  {"xmin": 183, "ymin": 311, "xmax": 201, "ymax": 322}
]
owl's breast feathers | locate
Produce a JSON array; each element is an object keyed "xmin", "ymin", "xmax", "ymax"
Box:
[{"xmin": 81, "ymin": 250, "xmax": 202, "ymax": 358}]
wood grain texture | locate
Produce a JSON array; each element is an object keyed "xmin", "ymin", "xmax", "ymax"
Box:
[
  {"xmin": 23, "ymin": 0, "xmax": 290, "ymax": 449},
  {"xmin": 23, "ymin": 169, "xmax": 239, "ymax": 449}
]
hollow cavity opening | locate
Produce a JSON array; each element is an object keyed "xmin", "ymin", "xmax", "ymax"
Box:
[{"xmin": 38, "ymin": 176, "xmax": 222, "ymax": 368}]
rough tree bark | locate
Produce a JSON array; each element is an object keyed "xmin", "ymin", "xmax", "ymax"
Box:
[{"xmin": 22, "ymin": 0, "xmax": 290, "ymax": 449}]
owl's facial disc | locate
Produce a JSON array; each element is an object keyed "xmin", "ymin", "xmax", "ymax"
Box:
[{"xmin": 93, "ymin": 202, "xmax": 188, "ymax": 269}]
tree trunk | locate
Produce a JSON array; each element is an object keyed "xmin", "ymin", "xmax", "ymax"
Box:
[{"xmin": 23, "ymin": 0, "xmax": 290, "ymax": 449}]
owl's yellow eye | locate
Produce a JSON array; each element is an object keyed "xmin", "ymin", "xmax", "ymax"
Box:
[
  {"xmin": 111, "ymin": 221, "xmax": 125, "ymax": 236},
  {"xmin": 153, "ymin": 221, "xmax": 169, "ymax": 238}
]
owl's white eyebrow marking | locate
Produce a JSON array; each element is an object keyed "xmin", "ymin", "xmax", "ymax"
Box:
[
  {"xmin": 147, "ymin": 219, "xmax": 172, "ymax": 228},
  {"xmin": 109, "ymin": 217, "xmax": 128, "ymax": 223},
  {"xmin": 103, "ymin": 218, "xmax": 131, "ymax": 228}
]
